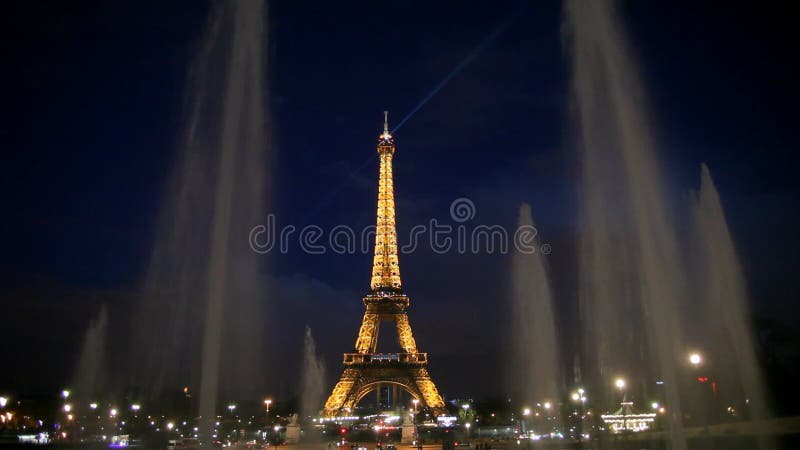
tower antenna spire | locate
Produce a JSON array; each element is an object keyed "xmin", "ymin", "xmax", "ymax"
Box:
[{"xmin": 383, "ymin": 110, "xmax": 389, "ymax": 135}]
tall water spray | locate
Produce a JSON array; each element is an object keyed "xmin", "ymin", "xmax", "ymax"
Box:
[
  {"xmin": 300, "ymin": 326, "xmax": 326, "ymax": 419},
  {"xmin": 509, "ymin": 204, "xmax": 560, "ymax": 415},
  {"xmin": 133, "ymin": 0, "xmax": 271, "ymax": 436},
  {"xmin": 72, "ymin": 305, "xmax": 108, "ymax": 403},
  {"xmin": 564, "ymin": 1, "xmax": 686, "ymax": 446},
  {"xmin": 692, "ymin": 164, "xmax": 773, "ymax": 448}
]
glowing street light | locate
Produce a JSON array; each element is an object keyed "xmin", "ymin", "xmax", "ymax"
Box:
[
  {"xmin": 263, "ymin": 398, "xmax": 272, "ymax": 425},
  {"xmin": 689, "ymin": 352, "xmax": 703, "ymax": 366},
  {"xmin": 543, "ymin": 402, "xmax": 551, "ymax": 410},
  {"xmin": 522, "ymin": 407, "xmax": 531, "ymax": 416},
  {"xmin": 110, "ymin": 408, "xmax": 118, "ymax": 417},
  {"xmin": 615, "ymin": 378, "xmax": 626, "ymax": 390},
  {"xmin": 651, "ymin": 402, "xmax": 660, "ymax": 410},
  {"xmin": 89, "ymin": 403, "xmax": 98, "ymax": 410},
  {"xmin": 167, "ymin": 422, "xmax": 175, "ymax": 431},
  {"xmin": 63, "ymin": 404, "xmax": 72, "ymax": 413},
  {"xmin": 131, "ymin": 404, "xmax": 141, "ymax": 412},
  {"xmin": 571, "ymin": 388, "xmax": 588, "ymax": 403},
  {"xmin": 0, "ymin": 396, "xmax": 8, "ymax": 408},
  {"xmin": 462, "ymin": 404, "xmax": 470, "ymax": 410},
  {"xmin": 61, "ymin": 390, "xmax": 70, "ymax": 400}
]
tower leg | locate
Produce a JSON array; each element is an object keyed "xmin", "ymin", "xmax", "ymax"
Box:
[
  {"xmin": 355, "ymin": 313, "xmax": 380, "ymax": 353},
  {"xmin": 323, "ymin": 369, "xmax": 358, "ymax": 416},
  {"xmin": 395, "ymin": 314, "xmax": 418, "ymax": 353},
  {"xmin": 413, "ymin": 368, "xmax": 446, "ymax": 412}
]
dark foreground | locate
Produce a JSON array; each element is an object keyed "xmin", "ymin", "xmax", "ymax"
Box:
[{"xmin": 2, "ymin": 437, "xmax": 800, "ymax": 450}]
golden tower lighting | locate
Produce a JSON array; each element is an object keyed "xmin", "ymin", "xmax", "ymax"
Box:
[{"xmin": 322, "ymin": 112, "xmax": 445, "ymax": 416}]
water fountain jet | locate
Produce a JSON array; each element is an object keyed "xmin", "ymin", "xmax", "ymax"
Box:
[
  {"xmin": 692, "ymin": 163, "xmax": 774, "ymax": 449},
  {"xmin": 132, "ymin": 0, "xmax": 272, "ymax": 440},
  {"xmin": 509, "ymin": 203, "xmax": 560, "ymax": 415},
  {"xmin": 72, "ymin": 305, "xmax": 108, "ymax": 404},
  {"xmin": 300, "ymin": 326, "xmax": 326, "ymax": 419},
  {"xmin": 565, "ymin": 1, "xmax": 687, "ymax": 447}
]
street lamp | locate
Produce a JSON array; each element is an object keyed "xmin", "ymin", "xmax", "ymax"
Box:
[
  {"xmin": 411, "ymin": 398, "xmax": 420, "ymax": 439},
  {"xmin": 571, "ymin": 388, "xmax": 587, "ymax": 404},
  {"xmin": 89, "ymin": 403, "xmax": 98, "ymax": 410},
  {"xmin": 60, "ymin": 389, "xmax": 70, "ymax": 431},
  {"xmin": 131, "ymin": 404, "xmax": 141, "ymax": 412},
  {"xmin": 263, "ymin": 398, "xmax": 272, "ymax": 428},
  {"xmin": 576, "ymin": 388, "xmax": 587, "ymax": 403},
  {"xmin": 0, "ymin": 396, "xmax": 8, "ymax": 408},
  {"xmin": 688, "ymin": 351, "xmax": 714, "ymax": 429},
  {"xmin": 520, "ymin": 407, "xmax": 531, "ymax": 437},
  {"xmin": 110, "ymin": 408, "xmax": 118, "ymax": 418},
  {"xmin": 570, "ymin": 390, "xmax": 588, "ymax": 441},
  {"xmin": 612, "ymin": 379, "xmax": 630, "ymax": 432}
]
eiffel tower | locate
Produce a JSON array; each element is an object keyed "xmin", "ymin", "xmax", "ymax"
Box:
[{"xmin": 322, "ymin": 112, "xmax": 445, "ymax": 417}]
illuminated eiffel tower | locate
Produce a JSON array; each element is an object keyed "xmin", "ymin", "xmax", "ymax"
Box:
[{"xmin": 322, "ymin": 112, "xmax": 445, "ymax": 417}]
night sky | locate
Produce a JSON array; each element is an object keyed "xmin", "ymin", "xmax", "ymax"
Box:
[{"xmin": 1, "ymin": 1, "xmax": 798, "ymax": 401}]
